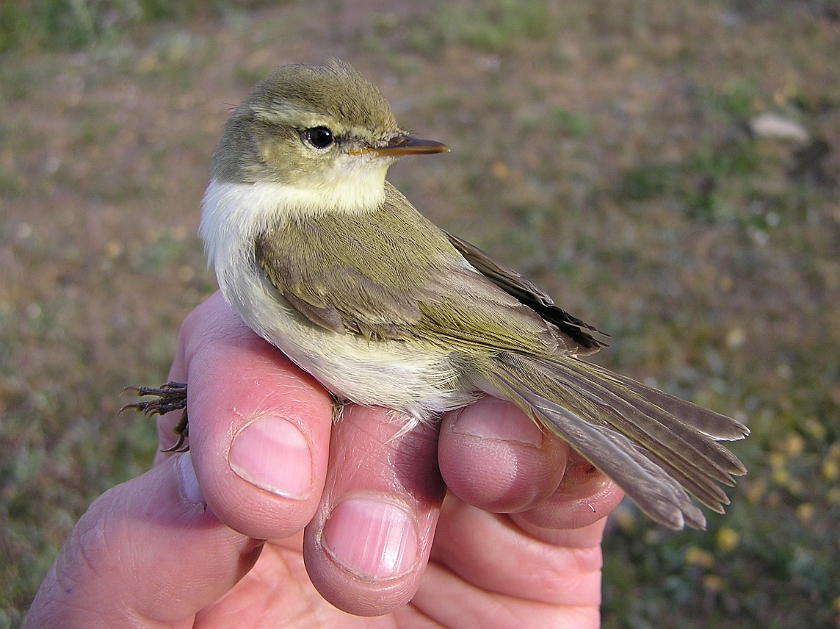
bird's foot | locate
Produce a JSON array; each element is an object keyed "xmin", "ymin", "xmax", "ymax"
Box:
[{"xmin": 121, "ymin": 381, "xmax": 189, "ymax": 452}]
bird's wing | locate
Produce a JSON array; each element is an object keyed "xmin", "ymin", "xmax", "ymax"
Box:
[
  {"xmin": 255, "ymin": 184, "xmax": 562, "ymax": 351},
  {"xmin": 444, "ymin": 231, "xmax": 606, "ymax": 354}
]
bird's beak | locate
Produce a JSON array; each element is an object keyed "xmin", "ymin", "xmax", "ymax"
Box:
[{"xmin": 361, "ymin": 135, "xmax": 449, "ymax": 157}]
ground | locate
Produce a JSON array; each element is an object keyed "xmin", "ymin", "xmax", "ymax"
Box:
[{"xmin": 1, "ymin": 0, "xmax": 839, "ymax": 627}]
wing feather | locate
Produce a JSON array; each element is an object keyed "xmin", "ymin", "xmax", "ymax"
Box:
[{"xmin": 445, "ymin": 231, "xmax": 607, "ymax": 354}]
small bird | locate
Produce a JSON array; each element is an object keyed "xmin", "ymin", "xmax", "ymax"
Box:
[{"xmin": 130, "ymin": 59, "xmax": 748, "ymax": 530}]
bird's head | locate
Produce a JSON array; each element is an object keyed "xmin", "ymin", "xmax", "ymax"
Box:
[{"xmin": 209, "ymin": 59, "xmax": 447, "ymax": 214}]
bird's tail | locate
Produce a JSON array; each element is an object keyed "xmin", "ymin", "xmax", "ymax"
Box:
[{"xmin": 481, "ymin": 352, "xmax": 749, "ymax": 529}]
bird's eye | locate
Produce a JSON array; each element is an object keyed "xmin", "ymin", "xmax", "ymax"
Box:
[{"xmin": 302, "ymin": 127, "xmax": 335, "ymax": 150}]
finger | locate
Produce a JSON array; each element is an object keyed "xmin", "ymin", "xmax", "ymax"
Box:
[
  {"xmin": 414, "ymin": 495, "xmax": 604, "ymax": 627},
  {"xmin": 155, "ymin": 292, "xmax": 231, "ymax": 459},
  {"xmin": 415, "ymin": 559, "xmax": 601, "ymax": 629},
  {"xmin": 303, "ymin": 406, "xmax": 446, "ymax": 616},
  {"xmin": 26, "ymin": 452, "xmax": 262, "ymax": 628},
  {"xmin": 438, "ymin": 397, "xmax": 568, "ymax": 513},
  {"xmin": 512, "ymin": 450, "xmax": 625, "ymax": 531},
  {"xmin": 161, "ymin": 292, "xmax": 335, "ymax": 541}
]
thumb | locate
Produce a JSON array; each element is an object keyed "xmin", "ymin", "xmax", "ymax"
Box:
[{"xmin": 26, "ymin": 452, "xmax": 262, "ymax": 628}]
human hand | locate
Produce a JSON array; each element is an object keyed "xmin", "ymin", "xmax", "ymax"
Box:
[{"xmin": 25, "ymin": 291, "xmax": 624, "ymax": 628}]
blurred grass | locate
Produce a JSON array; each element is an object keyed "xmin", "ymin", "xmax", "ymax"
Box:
[{"xmin": 1, "ymin": 0, "xmax": 839, "ymax": 627}]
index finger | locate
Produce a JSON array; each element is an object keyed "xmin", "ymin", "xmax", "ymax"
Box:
[{"xmin": 158, "ymin": 291, "xmax": 336, "ymax": 541}]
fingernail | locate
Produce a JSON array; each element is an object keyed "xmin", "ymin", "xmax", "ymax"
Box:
[
  {"xmin": 177, "ymin": 451, "xmax": 205, "ymax": 507},
  {"xmin": 229, "ymin": 416, "xmax": 312, "ymax": 500},
  {"xmin": 321, "ymin": 496, "xmax": 418, "ymax": 580},
  {"xmin": 452, "ymin": 399, "xmax": 543, "ymax": 446}
]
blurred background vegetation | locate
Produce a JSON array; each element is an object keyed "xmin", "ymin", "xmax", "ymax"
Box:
[{"xmin": 1, "ymin": 0, "xmax": 838, "ymax": 627}]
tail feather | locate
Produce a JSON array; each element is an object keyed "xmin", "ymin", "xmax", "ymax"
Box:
[
  {"xmin": 641, "ymin": 449, "xmax": 729, "ymax": 513},
  {"xmin": 553, "ymin": 359, "xmax": 745, "ymax": 485},
  {"xmin": 483, "ymin": 352, "xmax": 748, "ymax": 529},
  {"xmin": 581, "ymin": 361, "xmax": 750, "ymax": 442},
  {"xmin": 494, "ymin": 368, "xmax": 706, "ymax": 529},
  {"xmin": 526, "ymin": 357, "xmax": 741, "ymax": 497}
]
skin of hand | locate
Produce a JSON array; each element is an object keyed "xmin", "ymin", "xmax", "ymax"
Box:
[{"xmin": 25, "ymin": 291, "xmax": 625, "ymax": 628}]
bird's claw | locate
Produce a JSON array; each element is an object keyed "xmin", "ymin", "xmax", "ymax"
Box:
[{"xmin": 121, "ymin": 381, "xmax": 190, "ymax": 452}]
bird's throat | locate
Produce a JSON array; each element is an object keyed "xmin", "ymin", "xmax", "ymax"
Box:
[{"xmin": 200, "ymin": 171, "xmax": 389, "ymax": 262}]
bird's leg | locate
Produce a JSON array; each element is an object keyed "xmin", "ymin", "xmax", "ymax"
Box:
[{"xmin": 121, "ymin": 382, "xmax": 189, "ymax": 452}]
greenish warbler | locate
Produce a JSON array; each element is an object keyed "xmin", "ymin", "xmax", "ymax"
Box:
[{"xmin": 133, "ymin": 59, "xmax": 748, "ymax": 530}]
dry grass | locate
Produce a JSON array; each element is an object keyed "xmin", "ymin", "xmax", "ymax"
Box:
[{"xmin": 1, "ymin": 1, "xmax": 839, "ymax": 627}]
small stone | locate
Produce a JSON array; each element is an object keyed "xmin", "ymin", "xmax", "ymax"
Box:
[{"xmin": 750, "ymin": 113, "xmax": 809, "ymax": 143}]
